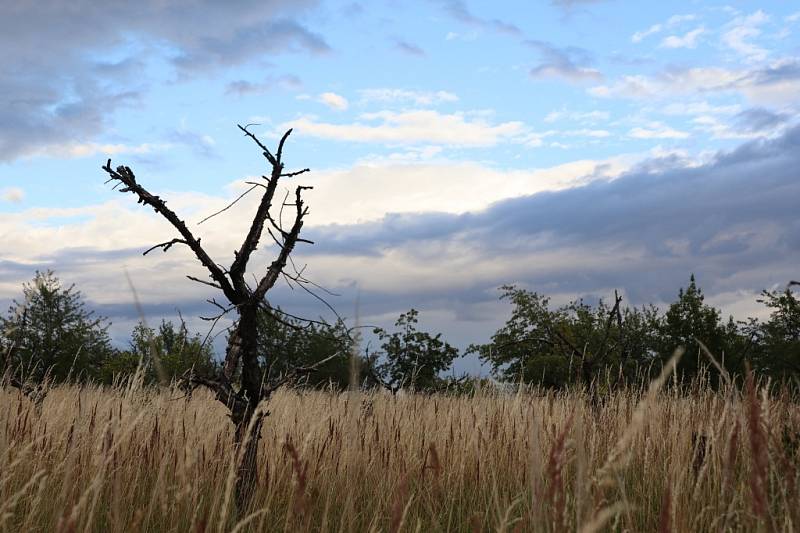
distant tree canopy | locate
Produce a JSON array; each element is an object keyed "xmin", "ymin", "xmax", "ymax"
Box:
[
  {"xmin": 256, "ymin": 310, "xmax": 357, "ymax": 390},
  {"xmin": 750, "ymin": 287, "xmax": 800, "ymax": 380},
  {"xmin": 100, "ymin": 319, "xmax": 218, "ymax": 385},
  {"xmin": 470, "ymin": 285, "xmax": 661, "ymax": 387},
  {"xmin": 473, "ymin": 275, "xmax": 800, "ymax": 389},
  {"xmin": 371, "ymin": 309, "xmax": 459, "ymax": 392},
  {"xmin": 1, "ymin": 270, "xmax": 114, "ymax": 384},
  {"xmin": 3, "ymin": 271, "xmax": 800, "ymax": 392}
]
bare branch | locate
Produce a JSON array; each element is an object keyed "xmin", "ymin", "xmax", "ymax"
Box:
[
  {"xmin": 252, "ymin": 185, "xmax": 313, "ymax": 302},
  {"xmin": 259, "ymin": 302, "xmax": 329, "ymax": 328},
  {"xmin": 229, "ymin": 128, "xmax": 299, "ymax": 294},
  {"xmin": 143, "ymin": 238, "xmax": 189, "ymax": 256},
  {"xmin": 198, "ymin": 184, "xmax": 259, "ymax": 225},
  {"xmin": 281, "ymin": 168, "xmax": 311, "ymax": 178},
  {"xmin": 259, "ymin": 305, "xmax": 310, "ymax": 332},
  {"xmin": 186, "ymin": 275, "xmax": 222, "ymax": 290},
  {"xmin": 199, "ymin": 298, "xmax": 236, "ymax": 321},
  {"xmin": 180, "ymin": 371, "xmax": 258, "ymax": 423},
  {"xmin": 277, "ymin": 189, "xmax": 291, "ymax": 234},
  {"xmin": 102, "ymin": 160, "xmax": 238, "ymax": 302},
  {"xmin": 275, "ymin": 128, "xmax": 293, "ymax": 163},
  {"xmin": 262, "ymin": 351, "xmax": 341, "ymax": 398},
  {"xmin": 237, "ymin": 124, "xmax": 276, "ymax": 166}
]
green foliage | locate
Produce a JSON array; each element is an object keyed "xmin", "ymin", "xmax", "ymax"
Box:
[
  {"xmin": 659, "ymin": 274, "xmax": 744, "ymax": 381},
  {"xmin": 256, "ymin": 310, "xmax": 356, "ymax": 390},
  {"xmin": 750, "ymin": 287, "xmax": 800, "ymax": 382},
  {"xmin": 5, "ymin": 269, "xmax": 798, "ymax": 392},
  {"xmin": 471, "ymin": 285, "xmax": 662, "ymax": 387},
  {"xmin": 101, "ymin": 319, "xmax": 217, "ymax": 384},
  {"xmin": 474, "ymin": 276, "xmax": 758, "ymax": 388},
  {"xmin": 372, "ymin": 309, "xmax": 459, "ymax": 392},
  {"xmin": 0, "ymin": 270, "xmax": 114, "ymax": 383}
]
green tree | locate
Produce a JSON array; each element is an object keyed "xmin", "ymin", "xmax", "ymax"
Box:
[
  {"xmin": 750, "ymin": 287, "xmax": 800, "ymax": 382},
  {"xmin": 470, "ymin": 287, "xmax": 566, "ymax": 386},
  {"xmin": 101, "ymin": 319, "xmax": 217, "ymax": 384},
  {"xmin": 1, "ymin": 270, "xmax": 114, "ymax": 384},
  {"xmin": 256, "ymin": 310, "xmax": 355, "ymax": 390},
  {"xmin": 659, "ymin": 275, "xmax": 744, "ymax": 382},
  {"xmin": 472, "ymin": 285, "xmax": 663, "ymax": 388},
  {"xmin": 372, "ymin": 309, "xmax": 459, "ymax": 392}
]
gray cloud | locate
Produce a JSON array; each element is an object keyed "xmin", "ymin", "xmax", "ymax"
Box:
[
  {"xmin": 749, "ymin": 59, "xmax": 800, "ymax": 86},
  {"xmin": 394, "ymin": 39, "xmax": 426, "ymax": 57},
  {"xmin": 435, "ymin": 0, "xmax": 522, "ymax": 36},
  {"xmin": 171, "ymin": 19, "xmax": 329, "ymax": 74},
  {"xmin": 341, "ymin": 3, "xmax": 365, "ymax": 17},
  {"xmin": 551, "ymin": 0, "xmax": 608, "ymax": 8},
  {"xmin": 526, "ymin": 40, "xmax": 603, "ymax": 82},
  {"xmin": 734, "ymin": 107, "xmax": 791, "ymax": 132},
  {"xmin": 301, "ymin": 124, "xmax": 800, "ymax": 310},
  {"xmin": 225, "ymin": 74, "xmax": 304, "ymax": 96},
  {"xmin": 4, "ymin": 126, "xmax": 799, "ymax": 356},
  {"xmin": 0, "ymin": 1, "xmax": 323, "ymax": 162}
]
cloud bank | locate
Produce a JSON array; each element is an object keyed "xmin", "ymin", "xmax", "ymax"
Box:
[{"xmin": 2, "ymin": 126, "xmax": 798, "ymax": 354}]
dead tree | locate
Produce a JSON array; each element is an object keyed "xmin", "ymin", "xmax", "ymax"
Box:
[{"xmin": 102, "ymin": 125, "xmax": 322, "ymax": 510}]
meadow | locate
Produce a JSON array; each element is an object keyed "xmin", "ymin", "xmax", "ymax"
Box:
[{"xmin": 1, "ymin": 369, "xmax": 798, "ymax": 532}]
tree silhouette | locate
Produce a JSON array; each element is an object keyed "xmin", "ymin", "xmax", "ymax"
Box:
[{"xmin": 102, "ymin": 125, "xmax": 327, "ymax": 510}]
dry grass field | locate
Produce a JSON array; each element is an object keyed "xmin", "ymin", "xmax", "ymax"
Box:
[{"xmin": 1, "ymin": 370, "xmax": 799, "ymax": 532}]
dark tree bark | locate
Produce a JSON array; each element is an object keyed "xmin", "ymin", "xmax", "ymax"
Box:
[{"xmin": 102, "ymin": 125, "xmax": 318, "ymax": 510}]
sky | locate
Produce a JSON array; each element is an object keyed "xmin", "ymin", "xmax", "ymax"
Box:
[{"xmin": 1, "ymin": 1, "xmax": 799, "ymax": 373}]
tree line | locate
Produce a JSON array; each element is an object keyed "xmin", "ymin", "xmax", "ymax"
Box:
[{"xmin": 2, "ymin": 270, "xmax": 799, "ymax": 392}]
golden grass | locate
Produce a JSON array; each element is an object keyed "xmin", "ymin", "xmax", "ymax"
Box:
[{"xmin": 1, "ymin": 379, "xmax": 798, "ymax": 532}]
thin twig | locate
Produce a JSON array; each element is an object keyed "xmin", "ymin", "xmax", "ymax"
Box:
[{"xmin": 198, "ymin": 184, "xmax": 259, "ymax": 225}]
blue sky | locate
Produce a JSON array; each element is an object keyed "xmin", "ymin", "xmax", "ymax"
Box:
[{"xmin": 2, "ymin": 1, "xmax": 799, "ymax": 373}]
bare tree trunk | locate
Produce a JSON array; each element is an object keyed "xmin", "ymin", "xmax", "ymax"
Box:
[
  {"xmin": 226, "ymin": 305, "xmax": 264, "ymax": 510},
  {"xmin": 233, "ymin": 413, "xmax": 264, "ymax": 511}
]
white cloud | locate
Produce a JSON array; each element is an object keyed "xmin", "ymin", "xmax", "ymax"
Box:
[
  {"xmin": 632, "ymin": 24, "xmax": 662, "ymax": 43},
  {"xmin": 530, "ymin": 64, "xmax": 602, "ymax": 82},
  {"xmin": 631, "ymin": 13, "xmax": 697, "ymax": 43},
  {"xmin": 721, "ymin": 10, "xmax": 770, "ymax": 61},
  {"xmin": 660, "ymin": 26, "xmax": 705, "ymax": 49},
  {"xmin": 28, "ymin": 142, "xmax": 164, "ymax": 160},
  {"xmin": 543, "ymin": 110, "xmax": 610, "ymax": 123},
  {"xmin": 786, "ymin": 12, "xmax": 800, "ymax": 24},
  {"xmin": 590, "ymin": 59, "xmax": 800, "ymax": 108},
  {"xmin": 1, "ymin": 187, "xmax": 24, "ymax": 203},
  {"xmin": 318, "ymin": 92, "xmax": 349, "ymax": 111},
  {"xmin": 0, "ymin": 153, "xmax": 639, "ymax": 263},
  {"xmin": 444, "ymin": 31, "xmax": 478, "ymax": 42},
  {"xmin": 359, "ymin": 89, "xmax": 459, "ymax": 106},
  {"xmin": 666, "ymin": 14, "xmax": 697, "ymax": 25},
  {"xmin": 659, "ymin": 101, "xmax": 742, "ymax": 116},
  {"xmin": 629, "ymin": 122, "xmax": 690, "ymax": 139},
  {"xmin": 588, "ymin": 67, "xmax": 742, "ymax": 100},
  {"xmin": 282, "ymin": 110, "xmax": 526, "ymax": 147},
  {"xmin": 564, "ymin": 128, "xmax": 611, "ymax": 138},
  {"xmin": 0, "ymin": 153, "xmax": 641, "ymax": 325},
  {"xmin": 294, "ymin": 157, "xmax": 632, "ymax": 225}
]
